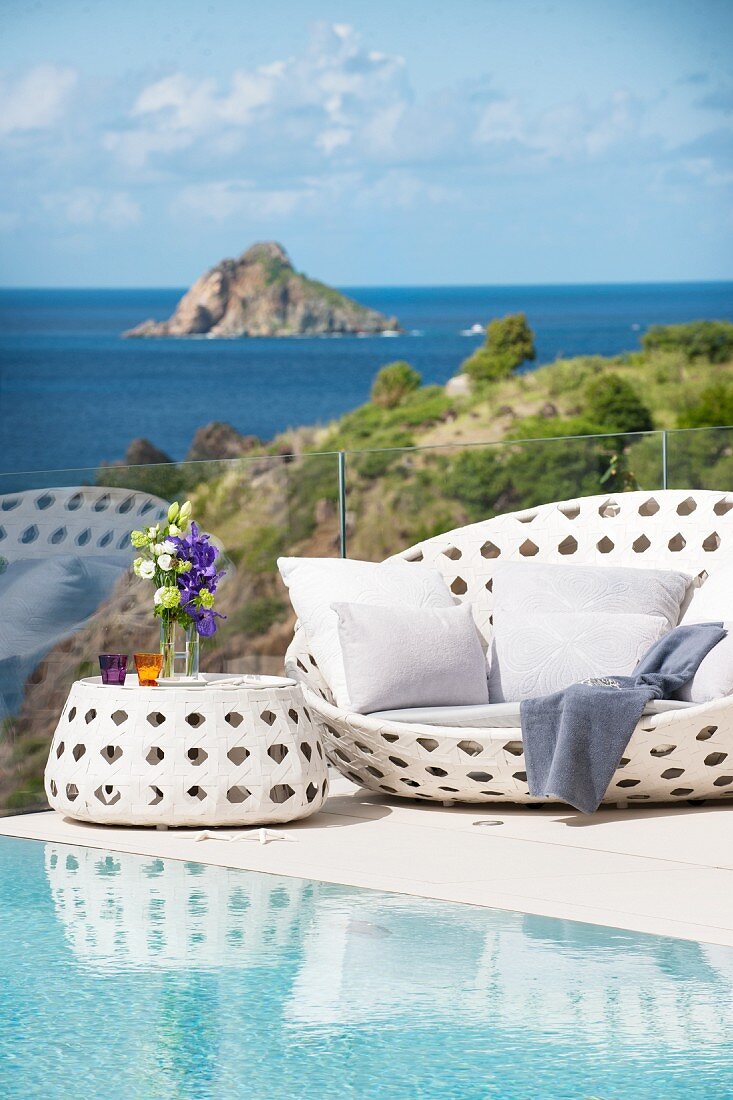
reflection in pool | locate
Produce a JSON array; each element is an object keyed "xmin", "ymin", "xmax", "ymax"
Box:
[{"xmin": 0, "ymin": 835, "xmax": 731, "ymax": 1099}]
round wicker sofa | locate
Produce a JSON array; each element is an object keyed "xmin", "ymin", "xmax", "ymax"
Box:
[{"xmin": 285, "ymin": 489, "xmax": 733, "ymax": 806}]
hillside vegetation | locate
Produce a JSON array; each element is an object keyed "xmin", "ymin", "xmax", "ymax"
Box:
[{"xmin": 2, "ymin": 318, "xmax": 732, "ymax": 811}]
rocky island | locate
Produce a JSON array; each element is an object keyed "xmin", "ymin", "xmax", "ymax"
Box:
[{"xmin": 124, "ymin": 241, "xmax": 399, "ymax": 338}]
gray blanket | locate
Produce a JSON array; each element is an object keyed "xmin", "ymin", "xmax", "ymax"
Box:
[{"xmin": 520, "ymin": 622, "xmax": 726, "ymax": 814}]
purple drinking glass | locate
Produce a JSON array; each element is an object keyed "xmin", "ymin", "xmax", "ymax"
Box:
[{"xmin": 99, "ymin": 653, "xmax": 128, "ymax": 685}]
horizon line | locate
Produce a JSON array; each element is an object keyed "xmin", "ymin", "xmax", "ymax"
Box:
[{"xmin": 1, "ymin": 277, "xmax": 733, "ymax": 292}]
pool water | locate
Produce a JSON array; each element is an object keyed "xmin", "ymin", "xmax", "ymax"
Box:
[{"xmin": 0, "ymin": 836, "xmax": 730, "ymax": 1099}]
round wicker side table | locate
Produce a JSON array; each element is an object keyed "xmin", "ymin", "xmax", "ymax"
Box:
[{"xmin": 44, "ymin": 675, "xmax": 329, "ymax": 827}]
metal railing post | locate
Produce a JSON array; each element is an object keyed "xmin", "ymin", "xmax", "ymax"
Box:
[
  {"xmin": 662, "ymin": 430, "xmax": 668, "ymax": 490},
  {"xmin": 337, "ymin": 450, "xmax": 347, "ymax": 558}
]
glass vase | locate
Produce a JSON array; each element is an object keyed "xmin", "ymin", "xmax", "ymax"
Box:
[
  {"xmin": 159, "ymin": 617, "xmax": 175, "ymax": 679},
  {"xmin": 185, "ymin": 624, "xmax": 200, "ymax": 679}
]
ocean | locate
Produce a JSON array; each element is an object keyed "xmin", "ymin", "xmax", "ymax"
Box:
[{"xmin": 1, "ymin": 282, "xmax": 732, "ymax": 475}]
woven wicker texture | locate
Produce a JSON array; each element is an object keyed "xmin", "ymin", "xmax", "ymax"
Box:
[
  {"xmin": 45, "ymin": 678, "xmax": 328, "ymax": 826},
  {"xmin": 285, "ymin": 490, "xmax": 733, "ymax": 806},
  {"xmin": 0, "ymin": 485, "xmax": 169, "ymax": 564}
]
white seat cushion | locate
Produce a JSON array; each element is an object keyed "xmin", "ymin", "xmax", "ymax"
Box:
[{"xmin": 372, "ymin": 699, "xmax": 696, "ymax": 729}]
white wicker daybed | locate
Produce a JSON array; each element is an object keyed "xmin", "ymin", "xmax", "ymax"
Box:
[{"xmin": 285, "ymin": 489, "xmax": 733, "ymax": 807}]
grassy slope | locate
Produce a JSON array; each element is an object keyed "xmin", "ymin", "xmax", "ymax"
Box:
[{"xmin": 3, "ymin": 334, "xmax": 732, "ymax": 811}]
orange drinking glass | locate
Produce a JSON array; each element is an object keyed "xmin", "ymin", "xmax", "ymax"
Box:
[{"xmin": 134, "ymin": 652, "xmax": 163, "ymax": 686}]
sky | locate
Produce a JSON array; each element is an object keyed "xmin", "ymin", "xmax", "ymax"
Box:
[{"xmin": 0, "ymin": 0, "xmax": 732, "ymax": 287}]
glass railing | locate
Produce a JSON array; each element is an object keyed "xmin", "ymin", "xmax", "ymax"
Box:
[
  {"xmin": 342, "ymin": 430, "xmax": 666, "ymax": 560},
  {"xmin": 0, "ymin": 426, "xmax": 730, "ymax": 814},
  {"xmin": 0, "ymin": 452, "xmax": 341, "ymax": 814},
  {"xmin": 664, "ymin": 426, "xmax": 733, "ymax": 492}
]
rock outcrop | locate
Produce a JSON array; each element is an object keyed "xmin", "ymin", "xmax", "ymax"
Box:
[
  {"xmin": 124, "ymin": 242, "xmax": 399, "ymax": 338},
  {"xmin": 122, "ymin": 438, "xmax": 173, "ymax": 465},
  {"xmin": 186, "ymin": 422, "xmax": 261, "ymax": 462}
]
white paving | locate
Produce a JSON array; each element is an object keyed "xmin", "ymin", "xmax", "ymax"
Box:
[{"xmin": 2, "ymin": 776, "xmax": 732, "ymax": 947}]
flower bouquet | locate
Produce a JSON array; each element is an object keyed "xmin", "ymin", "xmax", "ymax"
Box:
[{"xmin": 130, "ymin": 500, "xmax": 225, "ymax": 678}]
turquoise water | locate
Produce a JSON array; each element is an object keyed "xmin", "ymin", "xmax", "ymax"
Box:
[
  {"xmin": 1, "ymin": 282, "xmax": 732, "ymax": 473},
  {"xmin": 0, "ymin": 836, "xmax": 731, "ymax": 1099}
]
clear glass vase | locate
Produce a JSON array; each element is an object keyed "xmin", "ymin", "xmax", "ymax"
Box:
[
  {"xmin": 185, "ymin": 624, "xmax": 200, "ymax": 679},
  {"xmin": 159, "ymin": 617, "xmax": 175, "ymax": 679}
]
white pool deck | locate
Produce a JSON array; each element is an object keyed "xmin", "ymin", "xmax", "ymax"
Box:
[{"xmin": 2, "ymin": 776, "xmax": 733, "ymax": 947}]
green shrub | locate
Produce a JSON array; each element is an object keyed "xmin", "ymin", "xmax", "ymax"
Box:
[
  {"xmin": 371, "ymin": 361, "xmax": 422, "ymax": 408},
  {"xmin": 462, "ymin": 348, "xmax": 517, "ymax": 384},
  {"xmin": 677, "ymin": 381, "xmax": 733, "ymax": 429},
  {"xmin": 545, "ymin": 356, "xmax": 598, "ymax": 398},
  {"xmin": 485, "ymin": 312, "xmax": 536, "ymax": 366},
  {"xmin": 461, "ymin": 312, "xmax": 536, "ymax": 384},
  {"xmin": 353, "ymin": 447, "xmax": 404, "ymax": 480},
  {"xmin": 508, "ymin": 415, "xmax": 604, "ymax": 441},
  {"xmin": 642, "ymin": 321, "xmax": 733, "ymax": 364},
  {"xmin": 445, "ymin": 432, "xmax": 635, "ymax": 522},
  {"xmin": 395, "ymin": 385, "xmax": 452, "ymax": 427},
  {"xmin": 584, "ymin": 373, "xmax": 654, "ymax": 434}
]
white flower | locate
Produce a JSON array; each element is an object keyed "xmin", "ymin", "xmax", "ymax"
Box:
[
  {"xmin": 161, "ymin": 540, "xmax": 176, "ymax": 554},
  {"xmin": 133, "ymin": 556, "xmax": 144, "ymax": 576},
  {"xmin": 157, "ymin": 554, "xmax": 173, "ymax": 571},
  {"xmin": 138, "ymin": 560, "xmax": 155, "ymax": 580},
  {"xmin": 152, "ymin": 543, "xmax": 164, "ymax": 555},
  {"xmin": 154, "ymin": 585, "xmax": 180, "ymax": 609},
  {"xmin": 168, "ymin": 525, "xmax": 181, "ymax": 536},
  {"xmin": 146, "ymin": 525, "xmax": 159, "ymax": 539}
]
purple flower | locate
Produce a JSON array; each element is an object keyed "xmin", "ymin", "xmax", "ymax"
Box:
[
  {"xmin": 169, "ymin": 521, "xmax": 226, "ymax": 636},
  {"xmin": 189, "ymin": 607, "xmax": 225, "ymax": 637}
]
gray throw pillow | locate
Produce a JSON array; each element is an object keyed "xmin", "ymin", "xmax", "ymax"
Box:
[
  {"xmin": 491, "ymin": 561, "xmax": 691, "ymax": 628},
  {"xmin": 332, "ymin": 601, "xmax": 489, "ymax": 714},
  {"xmin": 488, "ymin": 611, "xmax": 670, "ymax": 702}
]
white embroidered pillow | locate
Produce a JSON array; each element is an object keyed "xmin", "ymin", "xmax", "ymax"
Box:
[{"xmin": 489, "ymin": 611, "xmax": 670, "ymax": 702}]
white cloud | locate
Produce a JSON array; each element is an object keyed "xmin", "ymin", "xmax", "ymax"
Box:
[
  {"xmin": 106, "ymin": 23, "xmax": 408, "ymax": 172},
  {"xmin": 173, "ymin": 180, "xmax": 313, "ymax": 221},
  {"xmin": 475, "ymin": 89, "xmax": 642, "ymax": 161},
  {"xmin": 132, "ymin": 69, "xmax": 275, "ymax": 132},
  {"xmin": 0, "ymin": 64, "xmax": 77, "ymax": 137},
  {"xmin": 353, "ymin": 171, "xmax": 456, "ymax": 210},
  {"xmin": 102, "ymin": 127, "xmax": 192, "ymax": 171},
  {"xmin": 5, "ymin": 20, "xmax": 722, "ymax": 246},
  {"xmin": 44, "ymin": 188, "xmax": 141, "ymax": 228},
  {"xmin": 173, "ymin": 169, "xmax": 455, "ymax": 224}
]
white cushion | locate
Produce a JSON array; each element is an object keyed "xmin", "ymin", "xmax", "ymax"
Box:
[
  {"xmin": 677, "ymin": 572, "xmax": 732, "ymax": 702},
  {"xmin": 676, "ymin": 622, "xmax": 733, "ymax": 703},
  {"xmin": 488, "ymin": 611, "xmax": 670, "ymax": 702},
  {"xmin": 681, "ymin": 569, "xmax": 733, "ymax": 623},
  {"xmin": 332, "ymin": 601, "xmax": 488, "ymax": 714},
  {"xmin": 491, "ymin": 561, "xmax": 691, "ymax": 627},
  {"xmin": 373, "ymin": 698, "xmax": 695, "ymax": 728},
  {"xmin": 277, "ymin": 557, "xmax": 455, "ymax": 708}
]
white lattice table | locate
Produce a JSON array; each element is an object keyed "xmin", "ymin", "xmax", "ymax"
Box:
[{"xmin": 44, "ymin": 675, "xmax": 329, "ymax": 827}]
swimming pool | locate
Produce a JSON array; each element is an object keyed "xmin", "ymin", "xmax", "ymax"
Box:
[{"xmin": 0, "ymin": 836, "xmax": 730, "ymax": 1099}]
